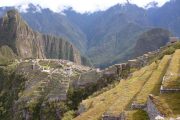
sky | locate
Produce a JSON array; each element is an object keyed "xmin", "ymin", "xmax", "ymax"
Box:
[{"xmin": 0, "ymin": 0, "xmax": 170, "ymax": 13}]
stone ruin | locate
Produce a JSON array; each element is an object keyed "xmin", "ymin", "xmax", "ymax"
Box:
[
  {"xmin": 102, "ymin": 112, "xmax": 125, "ymax": 120},
  {"xmin": 147, "ymin": 95, "xmax": 165, "ymax": 120}
]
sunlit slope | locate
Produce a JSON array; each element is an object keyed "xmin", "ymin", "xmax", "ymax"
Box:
[
  {"xmin": 162, "ymin": 49, "xmax": 180, "ymax": 89},
  {"xmin": 134, "ymin": 55, "xmax": 171, "ymax": 104},
  {"xmin": 74, "ymin": 61, "xmax": 159, "ymax": 120}
]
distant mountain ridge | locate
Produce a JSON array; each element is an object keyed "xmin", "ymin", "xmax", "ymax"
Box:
[{"xmin": 0, "ymin": 0, "xmax": 178, "ymax": 67}]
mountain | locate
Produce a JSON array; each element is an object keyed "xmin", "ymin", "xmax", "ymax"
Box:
[
  {"xmin": 133, "ymin": 28, "xmax": 172, "ymax": 57},
  {"xmin": 0, "ymin": 4, "xmax": 87, "ymax": 53},
  {"xmin": 21, "ymin": 4, "xmax": 87, "ymax": 53},
  {"xmin": 65, "ymin": 2, "xmax": 180, "ymax": 67},
  {"xmin": 0, "ymin": 10, "xmax": 82, "ymax": 64},
  {"xmin": 148, "ymin": 0, "xmax": 180, "ymax": 36},
  {"xmin": 65, "ymin": 4, "xmax": 152, "ymax": 67},
  {"xmin": 0, "ymin": 2, "xmax": 178, "ymax": 67}
]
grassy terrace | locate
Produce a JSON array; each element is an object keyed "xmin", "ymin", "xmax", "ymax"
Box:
[
  {"xmin": 134, "ymin": 55, "xmax": 171, "ymax": 104},
  {"xmin": 124, "ymin": 110, "xmax": 149, "ymax": 120},
  {"xmin": 150, "ymin": 95, "xmax": 173, "ymax": 117},
  {"xmin": 157, "ymin": 93, "xmax": 180, "ymax": 117},
  {"xmin": 163, "ymin": 49, "xmax": 180, "ymax": 89},
  {"xmin": 74, "ymin": 62, "xmax": 157, "ymax": 120}
]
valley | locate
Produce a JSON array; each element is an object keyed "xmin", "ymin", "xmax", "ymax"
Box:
[{"xmin": 1, "ymin": 0, "xmax": 179, "ymax": 67}]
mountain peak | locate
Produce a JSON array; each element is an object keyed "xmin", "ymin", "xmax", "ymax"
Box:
[
  {"xmin": 2, "ymin": 9, "xmax": 29, "ymax": 33},
  {"xmin": 6, "ymin": 9, "xmax": 20, "ymax": 19},
  {"xmin": 0, "ymin": 10, "xmax": 83, "ymax": 64},
  {"xmin": 15, "ymin": 3, "xmax": 42, "ymax": 13}
]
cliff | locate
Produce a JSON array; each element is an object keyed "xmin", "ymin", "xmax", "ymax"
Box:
[{"xmin": 0, "ymin": 10, "xmax": 82, "ymax": 64}]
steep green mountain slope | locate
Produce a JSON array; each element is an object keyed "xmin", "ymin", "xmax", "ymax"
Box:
[
  {"xmin": 85, "ymin": 4, "xmax": 151, "ymax": 67},
  {"xmin": 148, "ymin": 0, "xmax": 180, "ymax": 36},
  {"xmin": 65, "ymin": 4, "xmax": 172, "ymax": 67},
  {"xmin": 94, "ymin": 28, "xmax": 172, "ymax": 68},
  {"xmin": 133, "ymin": 28, "xmax": 172, "ymax": 57},
  {"xmin": 0, "ymin": 10, "xmax": 83, "ymax": 64}
]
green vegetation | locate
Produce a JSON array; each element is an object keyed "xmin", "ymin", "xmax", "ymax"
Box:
[
  {"xmin": 0, "ymin": 45, "xmax": 16, "ymax": 66},
  {"xmin": 62, "ymin": 110, "xmax": 76, "ymax": 120},
  {"xmin": 125, "ymin": 110, "xmax": 149, "ymax": 120},
  {"xmin": 155, "ymin": 42, "xmax": 180, "ymax": 60},
  {"xmin": 134, "ymin": 28, "xmax": 171, "ymax": 57},
  {"xmin": 0, "ymin": 67, "xmax": 26, "ymax": 120}
]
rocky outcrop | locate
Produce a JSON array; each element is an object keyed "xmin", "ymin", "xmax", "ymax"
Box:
[
  {"xmin": 0, "ymin": 10, "xmax": 82, "ymax": 64},
  {"xmin": 147, "ymin": 95, "xmax": 165, "ymax": 120}
]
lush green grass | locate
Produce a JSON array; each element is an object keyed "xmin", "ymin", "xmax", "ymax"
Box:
[
  {"xmin": 134, "ymin": 55, "xmax": 171, "ymax": 104},
  {"xmin": 74, "ymin": 62, "xmax": 157, "ymax": 120},
  {"xmin": 163, "ymin": 49, "xmax": 180, "ymax": 89}
]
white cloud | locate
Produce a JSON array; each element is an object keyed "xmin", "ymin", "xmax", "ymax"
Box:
[{"xmin": 0, "ymin": 0, "xmax": 170, "ymax": 13}]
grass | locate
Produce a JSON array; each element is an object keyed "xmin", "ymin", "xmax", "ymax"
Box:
[
  {"xmin": 73, "ymin": 62, "xmax": 157, "ymax": 120},
  {"xmin": 163, "ymin": 49, "xmax": 180, "ymax": 89},
  {"xmin": 134, "ymin": 55, "xmax": 171, "ymax": 104},
  {"xmin": 150, "ymin": 95, "xmax": 173, "ymax": 117},
  {"xmin": 156, "ymin": 93, "xmax": 180, "ymax": 118},
  {"xmin": 125, "ymin": 110, "xmax": 149, "ymax": 120}
]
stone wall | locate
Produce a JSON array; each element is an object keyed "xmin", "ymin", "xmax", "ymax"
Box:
[
  {"xmin": 102, "ymin": 112, "xmax": 125, "ymax": 120},
  {"xmin": 160, "ymin": 86, "xmax": 180, "ymax": 93},
  {"xmin": 160, "ymin": 76, "xmax": 180, "ymax": 93},
  {"xmin": 131, "ymin": 102, "xmax": 146, "ymax": 110},
  {"xmin": 73, "ymin": 63, "xmax": 130, "ymax": 88},
  {"xmin": 146, "ymin": 95, "xmax": 165, "ymax": 120}
]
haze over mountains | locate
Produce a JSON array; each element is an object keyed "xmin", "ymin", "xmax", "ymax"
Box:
[{"xmin": 0, "ymin": 0, "xmax": 179, "ymax": 67}]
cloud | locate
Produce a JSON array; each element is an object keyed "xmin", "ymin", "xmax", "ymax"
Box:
[{"xmin": 0, "ymin": 0, "xmax": 170, "ymax": 13}]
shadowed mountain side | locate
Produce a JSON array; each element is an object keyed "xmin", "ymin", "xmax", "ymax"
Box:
[{"xmin": 134, "ymin": 28, "xmax": 172, "ymax": 57}]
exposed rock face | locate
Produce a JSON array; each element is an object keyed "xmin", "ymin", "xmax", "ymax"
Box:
[
  {"xmin": 147, "ymin": 95, "xmax": 165, "ymax": 120},
  {"xmin": 0, "ymin": 10, "xmax": 82, "ymax": 64}
]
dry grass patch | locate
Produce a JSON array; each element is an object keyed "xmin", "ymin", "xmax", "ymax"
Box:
[
  {"xmin": 157, "ymin": 93, "xmax": 180, "ymax": 117},
  {"xmin": 134, "ymin": 55, "xmax": 171, "ymax": 104},
  {"xmin": 74, "ymin": 62, "xmax": 157, "ymax": 120},
  {"xmin": 163, "ymin": 49, "xmax": 180, "ymax": 89},
  {"xmin": 150, "ymin": 95, "xmax": 173, "ymax": 117}
]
